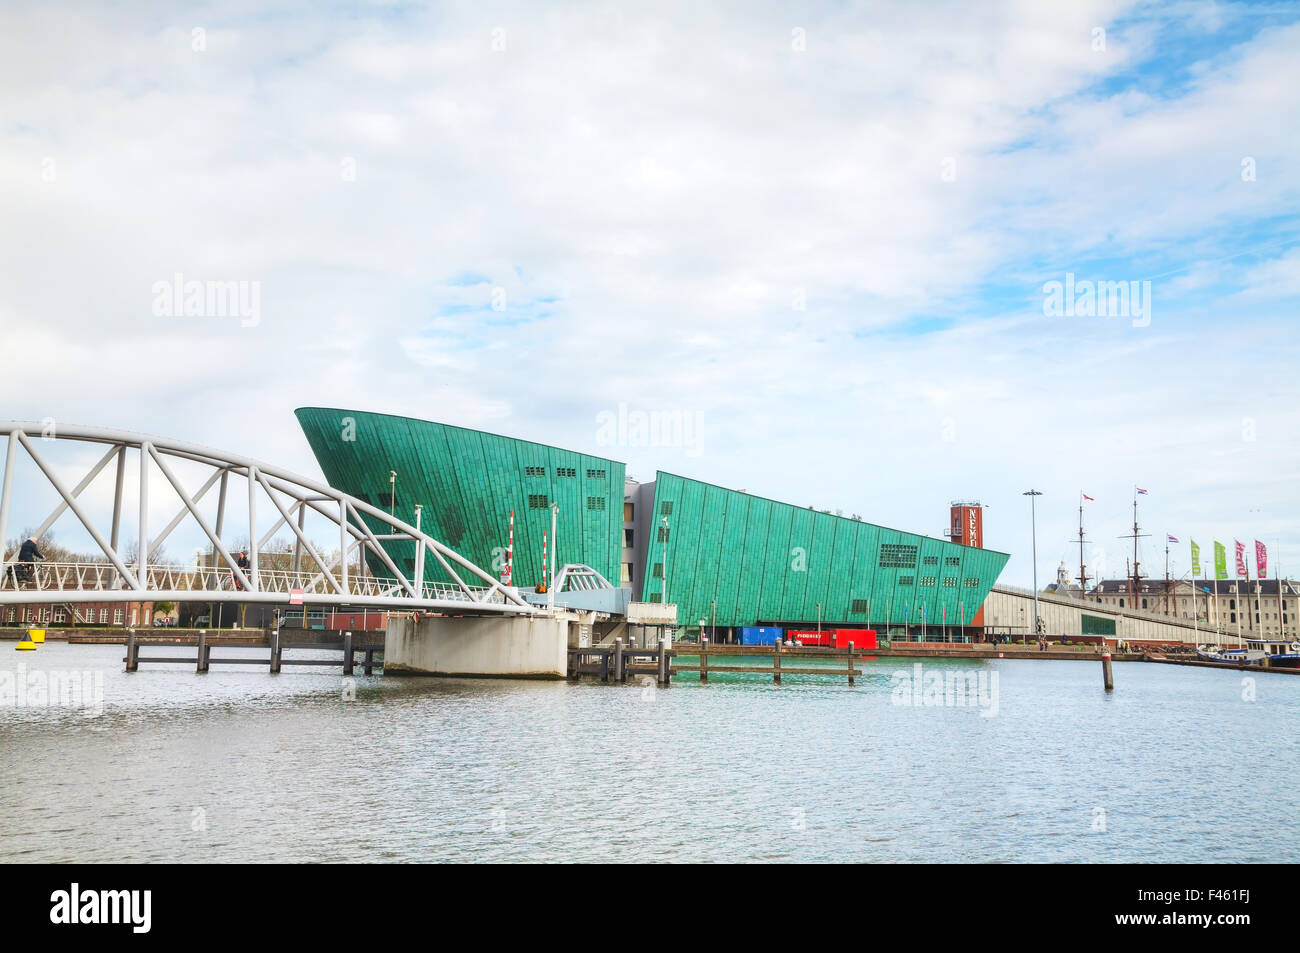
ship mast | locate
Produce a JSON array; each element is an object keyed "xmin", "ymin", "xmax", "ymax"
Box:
[
  {"xmin": 1119, "ymin": 489, "xmax": 1150, "ymax": 610},
  {"xmin": 1076, "ymin": 492, "xmax": 1090, "ymax": 597}
]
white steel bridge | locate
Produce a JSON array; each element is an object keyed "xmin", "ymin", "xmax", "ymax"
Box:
[{"xmin": 0, "ymin": 421, "xmax": 541, "ymax": 615}]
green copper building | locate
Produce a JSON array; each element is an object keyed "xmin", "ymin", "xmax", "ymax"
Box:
[
  {"xmin": 295, "ymin": 408, "xmax": 626, "ymax": 588},
  {"xmin": 296, "ymin": 408, "xmax": 1009, "ymax": 635}
]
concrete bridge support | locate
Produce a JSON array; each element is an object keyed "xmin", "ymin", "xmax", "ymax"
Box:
[{"xmin": 384, "ymin": 613, "xmax": 571, "ymax": 678}]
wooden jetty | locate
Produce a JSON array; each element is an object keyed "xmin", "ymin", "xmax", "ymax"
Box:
[
  {"xmin": 124, "ymin": 629, "xmax": 382, "ymax": 675},
  {"xmin": 568, "ymin": 639, "xmax": 675, "ymax": 685},
  {"xmin": 673, "ymin": 641, "xmax": 862, "ymax": 685}
]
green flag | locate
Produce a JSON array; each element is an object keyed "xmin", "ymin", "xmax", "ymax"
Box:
[
  {"xmin": 1214, "ymin": 540, "xmax": 1228, "ymax": 580},
  {"xmin": 1190, "ymin": 540, "xmax": 1201, "ymax": 576}
]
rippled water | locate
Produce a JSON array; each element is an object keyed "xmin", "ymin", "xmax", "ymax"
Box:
[{"xmin": 2, "ymin": 642, "xmax": 1297, "ymax": 862}]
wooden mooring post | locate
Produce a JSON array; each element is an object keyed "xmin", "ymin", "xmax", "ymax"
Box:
[
  {"xmin": 269, "ymin": 627, "xmax": 282, "ymax": 674},
  {"xmin": 125, "ymin": 628, "xmax": 139, "ymax": 672},
  {"xmin": 1102, "ymin": 649, "xmax": 1114, "ymax": 692},
  {"xmin": 196, "ymin": 629, "xmax": 210, "ymax": 674},
  {"xmin": 773, "ymin": 645, "xmax": 781, "ymax": 684},
  {"xmin": 614, "ymin": 638, "xmax": 625, "ymax": 683},
  {"xmin": 342, "ymin": 631, "xmax": 355, "ymax": 676},
  {"xmin": 846, "ymin": 642, "xmax": 855, "ymax": 686},
  {"xmin": 700, "ymin": 638, "xmax": 709, "ymax": 683}
]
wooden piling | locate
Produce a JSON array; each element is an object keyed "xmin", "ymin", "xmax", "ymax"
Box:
[
  {"xmin": 269, "ymin": 627, "xmax": 281, "ymax": 674},
  {"xmin": 600, "ymin": 650, "xmax": 610, "ymax": 682},
  {"xmin": 343, "ymin": 631, "xmax": 354, "ymax": 676},
  {"xmin": 364, "ymin": 648, "xmax": 375, "ymax": 675},
  {"xmin": 847, "ymin": 641, "xmax": 855, "ymax": 686},
  {"xmin": 773, "ymin": 647, "xmax": 781, "ymax": 684},
  {"xmin": 614, "ymin": 638, "xmax": 625, "ymax": 683},
  {"xmin": 196, "ymin": 630, "xmax": 209, "ymax": 674},
  {"xmin": 657, "ymin": 637, "xmax": 669, "ymax": 686},
  {"xmin": 700, "ymin": 638, "xmax": 708, "ymax": 683},
  {"xmin": 125, "ymin": 628, "xmax": 138, "ymax": 672},
  {"xmin": 1102, "ymin": 650, "xmax": 1113, "ymax": 692}
]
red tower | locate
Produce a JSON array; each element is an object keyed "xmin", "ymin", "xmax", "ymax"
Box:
[{"xmin": 948, "ymin": 501, "xmax": 984, "ymax": 549}]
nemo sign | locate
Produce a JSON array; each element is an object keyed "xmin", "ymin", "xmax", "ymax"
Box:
[{"xmin": 950, "ymin": 505, "xmax": 983, "ymax": 549}]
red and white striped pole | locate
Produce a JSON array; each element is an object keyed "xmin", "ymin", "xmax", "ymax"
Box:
[
  {"xmin": 505, "ymin": 509, "xmax": 514, "ymax": 585},
  {"xmin": 541, "ymin": 530, "xmax": 548, "ymax": 592}
]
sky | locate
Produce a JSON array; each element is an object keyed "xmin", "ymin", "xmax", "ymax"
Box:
[{"xmin": 1, "ymin": 0, "xmax": 1298, "ymax": 588}]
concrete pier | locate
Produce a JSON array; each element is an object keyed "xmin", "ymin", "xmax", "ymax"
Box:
[{"xmin": 384, "ymin": 613, "xmax": 571, "ymax": 678}]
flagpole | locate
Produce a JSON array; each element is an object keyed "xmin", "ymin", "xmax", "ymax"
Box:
[{"xmin": 1278, "ymin": 540, "xmax": 1285, "ymax": 641}]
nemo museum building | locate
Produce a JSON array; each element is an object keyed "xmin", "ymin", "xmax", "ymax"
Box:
[{"xmin": 296, "ymin": 408, "xmax": 1009, "ymax": 640}]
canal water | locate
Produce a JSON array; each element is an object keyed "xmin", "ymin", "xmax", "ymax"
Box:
[{"xmin": 2, "ymin": 642, "xmax": 1297, "ymax": 863}]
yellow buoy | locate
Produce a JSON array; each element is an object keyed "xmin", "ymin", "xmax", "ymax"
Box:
[
  {"xmin": 16, "ymin": 640, "xmax": 36, "ymax": 651},
  {"xmin": 29, "ymin": 629, "xmax": 45, "ymax": 644}
]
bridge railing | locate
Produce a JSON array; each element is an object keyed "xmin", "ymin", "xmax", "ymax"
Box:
[{"xmin": 0, "ymin": 561, "xmax": 506, "ymax": 604}]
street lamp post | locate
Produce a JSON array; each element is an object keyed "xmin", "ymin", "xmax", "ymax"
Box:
[
  {"xmin": 661, "ymin": 516, "xmax": 669, "ymax": 605},
  {"xmin": 389, "ymin": 471, "xmax": 397, "ymax": 522},
  {"xmin": 550, "ymin": 503, "xmax": 559, "ymax": 610},
  {"xmin": 1024, "ymin": 489, "xmax": 1043, "ymax": 642}
]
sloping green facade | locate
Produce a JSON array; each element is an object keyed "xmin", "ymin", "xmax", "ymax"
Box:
[
  {"xmin": 641, "ymin": 472, "xmax": 1009, "ymax": 630},
  {"xmin": 295, "ymin": 408, "xmax": 625, "ymax": 588}
]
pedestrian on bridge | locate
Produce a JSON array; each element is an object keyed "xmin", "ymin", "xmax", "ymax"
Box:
[{"xmin": 15, "ymin": 536, "xmax": 43, "ymax": 586}]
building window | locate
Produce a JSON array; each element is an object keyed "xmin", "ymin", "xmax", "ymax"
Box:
[
  {"xmin": 114, "ymin": 608, "xmax": 124, "ymax": 625},
  {"xmin": 922, "ymin": 555, "xmax": 938, "ymax": 566},
  {"xmin": 1231, "ymin": 613, "xmax": 1237, "ymax": 623},
  {"xmin": 586, "ymin": 497, "xmax": 605, "ymax": 510},
  {"xmin": 54, "ymin": 607, "xmax": 66, "ymax": 623},
  {"xmin": 1119, "ymin": 599, "xmax": 1125, "ymax": 608},
  {"xmin": 99, "ymin": 608, "xmax": 109, "ymax": 624},
  {"xmin": 41, "ymin": 608, "xmax": 50, "ymax": 623},
  {"xmin": 661, "ymin": 501, "xmax": 673, "ymax": 515},
  {"xmin": 652, "ymin": 563, "xmax": 663, "ymax": 579},
  {"xmin": 851, "ymin": 599, "xmax": 868, "ymax": 613},
  {"xmin": 919, "ymin": 576, "xmax": 936, "ymax": 587},
  {"xmin": 649, "ymin": 593, "xmax": 662, "ymax": 603},
  {"xmin": 556, "ymin": 467, "xmax": 576, "ymax": 478},
  {"xmin": 587, "ymin": 468, "xmax": 606, "ymax": 480},
  {"xmin": 944, "ymin": 556, "xmax": 960, "ymax": 567},
  {"xmin": 1141, "ymin": 598, "xmax": 1148, "ymax": 609},
  {"xmin": 898, "ymin": 576, "xmax": 914, "ymax": 586},
  {"xmin": 525, "ymin": 466, "xmax": 545, "ymax": 477},
  {"xmin": 624, "ymin": 529, "xmax": 634, "ymax": 548},
  {"xmin": 879, "ymin": 544, "xmax": 918, "ymax": 569},
  {"xmin": 1229, "ymin": 599, "xmax": 1236, "ymax": 610},
  {"xmin": 623, "ymin": 502, "xmax": 634, "ymax": 521},
  {"xmin": 963, "ymin": 577, "xmax": 979, "ymax": 588},
  {"xmin": 131, "ymin": 608, "xmax": 138, "ymax": 625},
  {"xmin": 942, "ymin": 577, "xmax": 957, "ymax": 588},
  {"xmin": 620, "ymin": 563, "xmax": 632, "ymax": 584},
  {"xmin": 657, "ymin": 526, "xmax": 669, "ymax": 543},
  {"xmin": 528, "ymin": 494, "xmax": 549, "ymax": 508}
]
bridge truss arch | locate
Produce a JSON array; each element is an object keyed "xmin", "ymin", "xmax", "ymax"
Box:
[{"xmin": 0, "ymin": 421, "xmax": 538, "ymax": 615}]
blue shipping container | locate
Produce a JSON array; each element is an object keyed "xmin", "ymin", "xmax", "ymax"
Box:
[{"xmin": 739, "ymin": 626, "xmax": 782, "ymax": 645}]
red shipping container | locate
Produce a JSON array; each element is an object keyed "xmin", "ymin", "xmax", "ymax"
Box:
[
  {"xmin": 833, "ymin": 628, "xmax": 876, "ymax": 649},
  {"xmin": 787, "ymin": 629, "xmax": 830, "ymax": 646}
]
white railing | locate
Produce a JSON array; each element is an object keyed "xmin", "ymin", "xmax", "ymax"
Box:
[{"xmin": 0, "ymin": 561, "xmax": 503, "ymax": 604}]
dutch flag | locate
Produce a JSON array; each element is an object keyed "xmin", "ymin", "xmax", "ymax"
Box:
[
  {"xmin": 1136, "ymin": 487, "xmax": 1148, "ymax": 495},
  {"xmin": 1167, "ymin": 535, "xmax": 1179, "ymax": 543}
]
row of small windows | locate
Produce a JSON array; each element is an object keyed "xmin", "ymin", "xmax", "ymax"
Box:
[
  {"xmin": 943, "ymin": 577, "xmax": 958, "ymax": 588},
  {"xmin": 661, "ymin": 501, "xmax": 674, "ymax": 515},
  {"xmin": 586, "ymin": 497, "xmax": 605, "ymax": 510},
  {"xmin": 851, "ymin": 599, "xmax": 868, "ymax": 613},
  {"xmin": 657, "ymin": 526, "xmax": 670, "ymax": 542},
  {"xmin": 528, "ymin": 494, "xmax": 549, "ymax": 508},
  {"xmin": 918, "ymin": 576, "xmax": 937, "ymax": 587},
  {"xmin": 879, "ymin": 544, "xmax": 918, "ymax": 569},
  {"xmin": 523, "ymin": 466, "xmax": 605, "ymax": 478}
]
